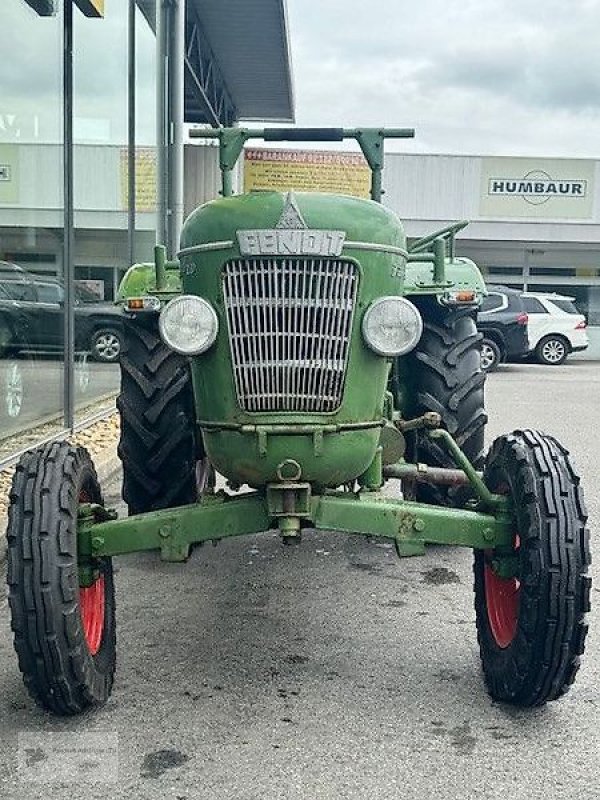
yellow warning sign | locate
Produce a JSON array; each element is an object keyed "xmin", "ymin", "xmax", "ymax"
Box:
[
  {"xmin": 120, "ymin": 148, "xmax": 157, "ymax": 212},
  {"xmin": 244, "ymin": 148, "xmax": 371, "ymax": 198}
]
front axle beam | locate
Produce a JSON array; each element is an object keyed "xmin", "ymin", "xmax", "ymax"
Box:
[{"xmin": 79, "ymin": 489, "xmax": 512, "ymax": 563}]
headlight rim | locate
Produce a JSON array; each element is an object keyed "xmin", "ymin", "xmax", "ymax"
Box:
[
  {"xmin": 158, "ymin": 294, "xmax": 219, "ymax": 356},
  {"xmin": 362, "ymin": 295, "xmax": 423, "ymax": 358}
]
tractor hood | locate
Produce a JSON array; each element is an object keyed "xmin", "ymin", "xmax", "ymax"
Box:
[{"xmin": 180, "ymin": 191, "xmax": 407, "ymax": 261}]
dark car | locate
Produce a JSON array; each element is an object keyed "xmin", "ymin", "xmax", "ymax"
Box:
[
  {"xmin": 476, "ymin": 285, "xmax": 529, "ymax": 371},
  {"xmin": 0, "ymin": 262, "xmax": 123, "ymax": 362}
]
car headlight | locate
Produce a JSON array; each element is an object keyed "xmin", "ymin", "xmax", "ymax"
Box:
[
  {"xmin": 158, "ymin": 295, "xmax": 218, "ymax": 355},
  {"xmin": 362, "ymin": 296, "xmax": 423, "ymax": 357}
]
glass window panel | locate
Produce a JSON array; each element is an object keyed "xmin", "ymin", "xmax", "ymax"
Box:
[
  {"xmin": 522, "ymin": 297, "xmax": 547, "ymax": 314},
  {"xmin": 73, "ymin": 1, "xmax": 128, "ymax": 421},
  {"xmin": 480, "ymin": 294, "xmax": 504, "ymax": 312},
  {"xmin": 549, "ymin": 298, "xmax": 578, "ymax": 314},
  {"xmin": 0, "ymin": 1, "xmax": 65, "ymax": 461}
]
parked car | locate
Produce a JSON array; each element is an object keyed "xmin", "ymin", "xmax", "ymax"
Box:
[
  {"xmin": 476, "ymin": 285, "xmax": 529, "ymax": 371},
  {"xmin": 520, "ymin": 292, "xmax": 589, "ymax": 365},
  {"xmin": 0, "ymin": 262, "xmax": 123, "ymax": 362}
]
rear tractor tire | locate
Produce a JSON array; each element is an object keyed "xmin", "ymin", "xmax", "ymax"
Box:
[
  {"xmin": 474, "ymin": 429, "xmax": 590, "ymax": 706},
  {"xmin": 117, "ymin": 316, "xmax": 200, "ymax": 516},
  {"xmin": 403, "ymin": 299, "xmax": 487, "ymax": 505},
  {"xmin": 7, "ymin": 442, "xmax": 116, "ymax": 714}
]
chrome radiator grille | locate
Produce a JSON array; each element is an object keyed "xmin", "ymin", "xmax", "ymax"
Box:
[{"xmin": 222, "ymin": 258, "xmax": 358, "ymax": 412}]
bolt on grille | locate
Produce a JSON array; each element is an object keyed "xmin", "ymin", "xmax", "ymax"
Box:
[{"xmin": 222, "ymin": 258, "xmax": 358, "ymax": 412}]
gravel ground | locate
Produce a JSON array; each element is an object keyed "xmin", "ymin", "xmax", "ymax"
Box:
[{"xmin": 0, "ymin": 413, "xmax": 119, "ymax": 522}]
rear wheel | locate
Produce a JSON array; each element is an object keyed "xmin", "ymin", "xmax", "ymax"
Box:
[
  {"xmin": 6, "ymin": 442, "xmax": 116, "ymax": 715},
  {"xmin": 118, "ymin": 316, "xmax": 199, "ymax": 515},
  {"xmin": 474, "ymin": 430, "xmax": 590, "ymax": 706},
  {"xmin": 535, "ymin": 334, "xmax": 568, "ymax": 365},
  {"xmin": 480, "ymin": 337, "xmax": 501, "ymax": 372},
  {"xmin": 404, "ymin": 299, "xmax": 487, "ymax": 505},
  {"xmin": 91, "ymin": 328, "xmax": 122, "ymax": 363}
]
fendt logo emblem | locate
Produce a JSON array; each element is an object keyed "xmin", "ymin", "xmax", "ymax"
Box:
[
  {"xmin": 237, "ymin": 192, "xmax": 346, "ymax": 257},
  {"xmin": 488, "ymin": 170, "xmax": 587, "ymax": 206}
]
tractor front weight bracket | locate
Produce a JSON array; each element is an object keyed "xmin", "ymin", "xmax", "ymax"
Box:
[{"xmin": 77, "ymin": 488, "xmax": 513, "ymax": 563}]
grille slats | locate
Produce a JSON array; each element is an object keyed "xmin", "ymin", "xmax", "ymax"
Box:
[{"xmin": 223, "ymin": 258, "xmax": 358, "ymax": 413}]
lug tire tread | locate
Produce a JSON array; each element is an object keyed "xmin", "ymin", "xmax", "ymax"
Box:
[
  {"xmin": 406, "ymin": 300, "xmax": 487, "ymax": 503},
  {"xmin": 474, "ymin": 429, "xmax": 590, "ymax": 706},
  {"xmin": 6, "ymin": 442, "xmax": 116, "ymax": 715},
  {"xmin": 118, "ymin": 317, "xmax": 198, "ymax": 515}
]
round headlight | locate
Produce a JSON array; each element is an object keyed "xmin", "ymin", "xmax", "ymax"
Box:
[
  {"xmin": 362, "ymin": 296, "xmax": 423, "ymax": 357},
  {"xmin": 159, "ymin": 295, "xmax": 218, "ymax": 355}
]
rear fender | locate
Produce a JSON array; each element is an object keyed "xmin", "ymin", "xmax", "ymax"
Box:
[
  {"xmin": 405, "ymin": 256, "xmax": 487, "ymax": 297},
  {"xmin": 116, "ymin": 263, "xmax": 182, "ymax": 303}
]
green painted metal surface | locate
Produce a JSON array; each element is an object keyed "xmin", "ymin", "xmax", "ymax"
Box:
[
  {"xmin": 405, "ymin": 255, "xmax": 486, "ymax": 296},
  {"xmin": 178, "ymin": 191, "xmax": 408, "ymax": 488},
  {"xmin": 78, "ymin": 490, "xmax": 512, "ymax": 563},
  {"xmin": 80, "ymin": 495, "xmax": 271, "ymax": 563}
]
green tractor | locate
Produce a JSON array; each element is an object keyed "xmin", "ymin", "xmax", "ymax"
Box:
[{"xmin": 6, "ymin": 129, "xmax": 590, "ymax": 714}]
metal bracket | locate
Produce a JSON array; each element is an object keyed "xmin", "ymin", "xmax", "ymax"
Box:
[{"xmin": 266, "ymin": 482, "xmax": 312, "ymax": 518}]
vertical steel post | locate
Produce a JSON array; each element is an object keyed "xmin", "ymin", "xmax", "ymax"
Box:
[
  {"xmin": 433, "ymin": 238, "xmax": 446, "ymax": 284},
  {"xmin": 222, "ymin": 168, "xmax": 233, "ymax": 197},
  {"xmin": 370, "ymin": 168, "xmax": 382, "ymax": 203},
  {"xmin": 156, "ymin": 0, "xmax": 168, "ymax": 249},
  {"xmin": 127, "ymin": 0, "xmax": 136, "ymax": 271},
  {"xmin": 156, "ymin": 0, "xmax": 185, "ymax": 257},
  {"xmin": 523, "ymin": 249, "xmax": 530, "ymax": 292},
  {"xmin": 167, "ymin": 0, "xmax": 185, "ymax": 254},
  {"xmin": 63, "ymin": 0, "xmax": 75, "ymax": 430}
]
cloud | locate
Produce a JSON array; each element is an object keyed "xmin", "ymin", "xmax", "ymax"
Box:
[{"xmin": 287, "ymin": 0, "xmax": 600, "ymax": 156}]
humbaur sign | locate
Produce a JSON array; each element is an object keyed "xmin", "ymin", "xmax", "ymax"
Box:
[
  {"xmin": 237, "ymin": 192, "xmax": 346, "ymax": 256},
  {"xmin": 488, "ymin": 170, "xmax": 587, "ymax": 206}
]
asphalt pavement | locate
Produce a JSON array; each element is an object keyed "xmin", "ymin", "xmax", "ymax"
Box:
[{"xmin": 0, "ymin": 361, "xmax": 599, "ymax": 799}]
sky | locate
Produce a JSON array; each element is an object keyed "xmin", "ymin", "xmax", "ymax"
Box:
[{"xmin": 286, "ymin": 0, "xmax": 600, "ymax": 158}]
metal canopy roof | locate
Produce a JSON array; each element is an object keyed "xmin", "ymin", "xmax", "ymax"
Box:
[{"xmin": 137, "ymin": 0, "xmax": 294, "ymax": 126}]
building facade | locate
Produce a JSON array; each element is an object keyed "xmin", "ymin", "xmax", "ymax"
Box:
[{"xmin": 383, "ymin": 153, "xmax": 600, "ymax": 324}]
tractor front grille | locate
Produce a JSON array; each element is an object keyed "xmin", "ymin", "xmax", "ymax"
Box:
[{"xmin": 222, "ymin": 258, "xmax": 358, "ymax": 412}]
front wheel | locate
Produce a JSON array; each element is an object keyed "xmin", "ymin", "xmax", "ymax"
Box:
[
  {"xmin": 535, "ymin": 334, "xmax": 568, "ymax": 365},
  {"xmin": 6, "ymin": 442, "xmax": 116, "ymax": 714},
  {"xmin": 474, "ymin": 430, "xmax": 591, "ymax": 706}
]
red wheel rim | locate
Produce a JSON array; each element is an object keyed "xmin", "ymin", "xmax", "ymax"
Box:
[
  {"xmin": 79, "ymin": 576, "xmax": 106, "ymax": 656},
  {"xmin": 78, "ymin": 488, "xmax": 105, "ymax": 656},
  {"xmin": 484, "ymin": 532, "xmax": 521, "ymax": 649}
]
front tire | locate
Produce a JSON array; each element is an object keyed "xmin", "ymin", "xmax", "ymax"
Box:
[
  {"xmin": 6, "ymin": 442, "xmax": 116, "ymax": 714},
  {"xmin": 474, "ymin": 430, "xmax": 591, "ymax": 706}
]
